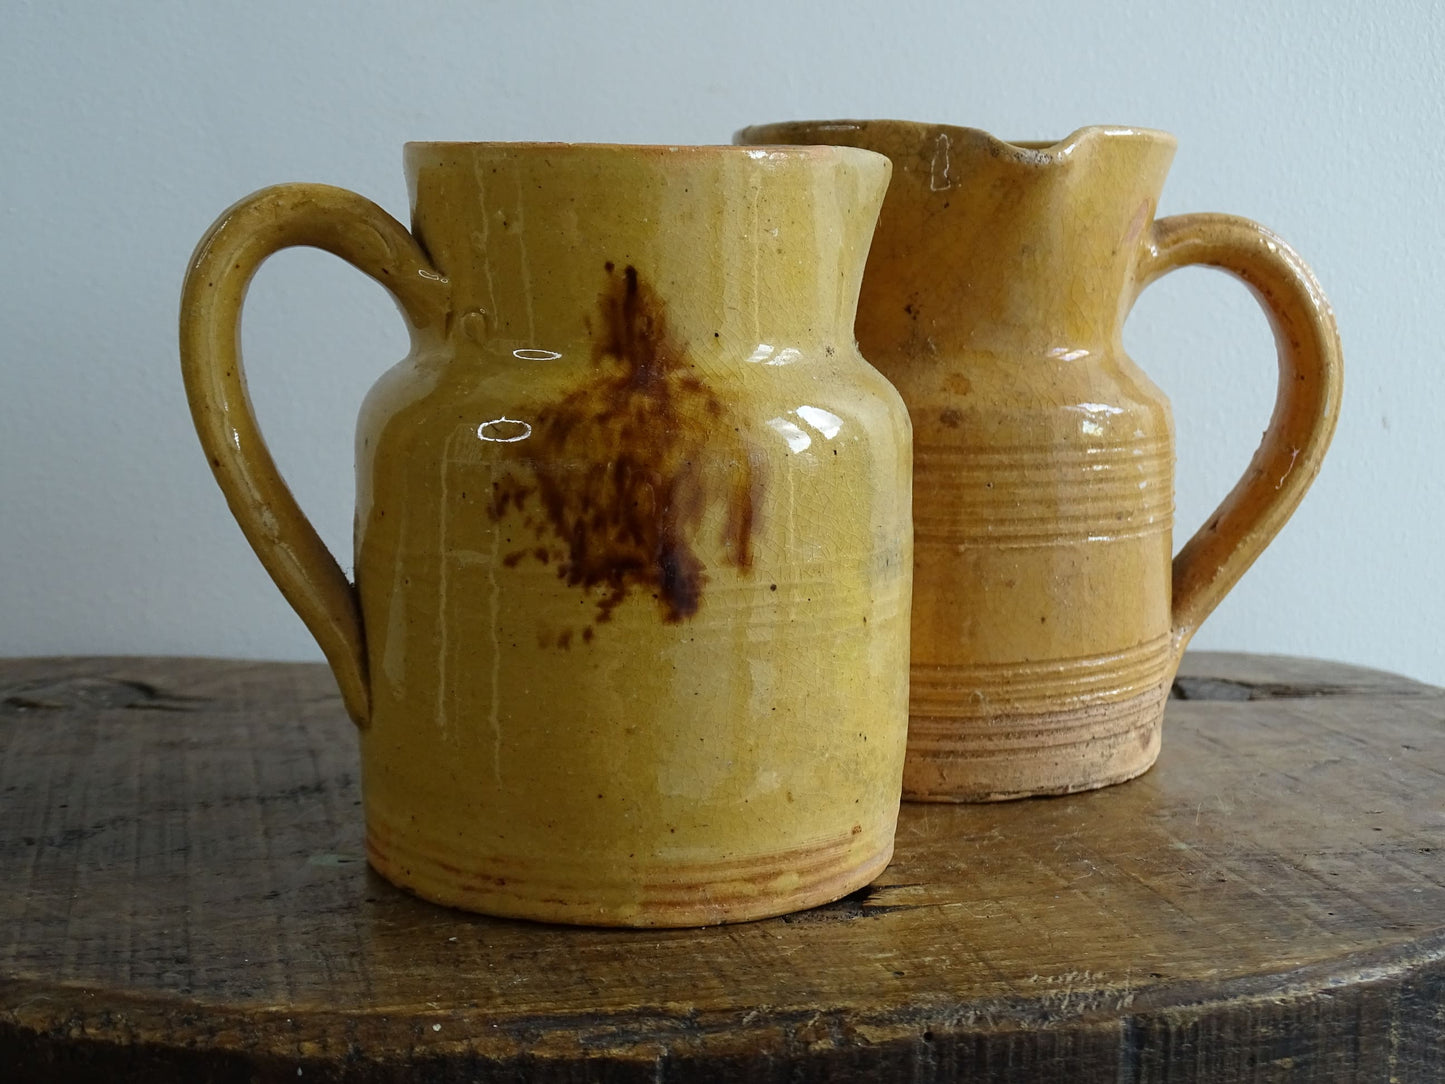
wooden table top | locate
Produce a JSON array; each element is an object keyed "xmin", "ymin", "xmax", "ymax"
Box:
[{"xmin": 1, "ymin": 653, "xmax": 1442, "ymax": 1082}]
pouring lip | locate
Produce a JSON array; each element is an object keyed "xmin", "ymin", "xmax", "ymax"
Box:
[{"xmin": 734, "ymin": 120, "xmax": 1178, "ymax": 160}]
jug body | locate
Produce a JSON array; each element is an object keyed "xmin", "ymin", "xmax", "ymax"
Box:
[
  {"xmin": 739, "ymin": 121, "xmax": 1342, "ymax": 801},
  {"xmin": 897, "ymin": 336, "xmax": 1176, "ymax": 801},
  {"xmin": 181, "ymin": 143, "xmax": 913, "ymax": 924}
]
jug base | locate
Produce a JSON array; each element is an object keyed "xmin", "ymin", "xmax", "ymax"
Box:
[
  {"xmin": 364, "ymin": 820, "xmax": 896, "ymax": 927},
  {"xmin": 902, "ymin": 682, "xmax": 1167, "ymax": 802}
]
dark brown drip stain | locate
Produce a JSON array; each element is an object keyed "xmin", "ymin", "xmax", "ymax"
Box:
[{"xmin": 488, "ymin": 264, "xmax": 764, "ymax": 633}]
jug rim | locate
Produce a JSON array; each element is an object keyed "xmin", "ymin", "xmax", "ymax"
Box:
[
  {"xmin": 404, "ymin": 140, "xmax": 891, "ymax": 164},
  {"xmin": 734, "ymin": 120, "xmax": 1177, "ymax": 161}
]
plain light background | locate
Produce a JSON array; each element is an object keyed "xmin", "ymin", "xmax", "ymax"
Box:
[{"xmin": 2, "ymin": 1, "xmax": 1440, "ymax": 683}]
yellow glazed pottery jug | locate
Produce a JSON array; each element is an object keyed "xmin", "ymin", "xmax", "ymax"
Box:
[
  {"xmin": 739, "ymin": 121, "xmax": 1342, "ymax": 802},
  {"xmin": 179, "ymin": 142, "xmax": 913, "ymax": 925}
]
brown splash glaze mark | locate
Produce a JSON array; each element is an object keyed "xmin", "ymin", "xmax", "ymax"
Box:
[{"xmin": 489, "ymin": 264, "xmax": 764, "ymax": 628}]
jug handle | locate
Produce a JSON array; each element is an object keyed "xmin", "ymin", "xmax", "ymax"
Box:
[
  {"xmin": 1135, "ymin": 214, "xmax": 1343, "ymax": 664},
  {"xmin": 179, "ymin": 183, "xmax": 450, "ymax": 728}
]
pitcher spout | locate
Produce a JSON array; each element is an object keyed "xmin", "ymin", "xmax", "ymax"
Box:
[{"xmin": 738, "ymin": 121, "xmax": 1178, "ymax": 360}]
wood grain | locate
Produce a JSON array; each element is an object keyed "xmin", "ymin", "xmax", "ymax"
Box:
[{"xmin": 1, "ymin": 653, "xmax": 1442, "ymax": 1081}]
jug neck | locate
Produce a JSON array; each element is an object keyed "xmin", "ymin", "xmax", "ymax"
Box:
[
  {"xmin": 404, "ymin": 143, "xmax": 891, "ymax": 354},
  {"xmin": 740, "ymin": 122, "xmax": 1178, "ymax": 358}
]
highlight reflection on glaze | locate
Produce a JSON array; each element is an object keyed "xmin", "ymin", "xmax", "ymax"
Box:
[{"xmin": 477, "ymin": 417, "xmax": 533, "ymax": 443}]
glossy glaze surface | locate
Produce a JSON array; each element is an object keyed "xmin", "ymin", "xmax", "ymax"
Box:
[
  {"xmin": 180, "ymin": 143, "xmax": 912, "ymax": 924},
  {"xmin": 739, "ymin": 121, "xmax": 1343, "ymax": 801}
]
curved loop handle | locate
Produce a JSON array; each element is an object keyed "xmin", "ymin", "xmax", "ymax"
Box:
[
  {"xmin": 1136, "ymin": 213, "xmax": 1342, "ymax": 661},
  {"xmin": 179, "ymin": 183, "xmax": 449, "ymax": 727}
]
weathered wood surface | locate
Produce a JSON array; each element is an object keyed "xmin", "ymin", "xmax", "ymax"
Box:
[{"xmin": 0, "ymin": 653, "xmax": 1441, "ymax": 1082}]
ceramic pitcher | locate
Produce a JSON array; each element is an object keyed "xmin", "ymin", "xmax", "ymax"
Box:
[
  {"xmin": 179, "ymin": 143, "xmax": 912, "ymax": 925},
  {"xmin": 739, "ymin": 121, "xmax": 1343, "ymax": 802}
]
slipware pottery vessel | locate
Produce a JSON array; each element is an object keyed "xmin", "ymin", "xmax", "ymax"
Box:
[
  {"xmin": 179, "ymin": 142, "xmax": 913, "ymax": 925},
  {"xmin": 738, "ymin": 120, "xmax": 1343, "ymax": 802}
]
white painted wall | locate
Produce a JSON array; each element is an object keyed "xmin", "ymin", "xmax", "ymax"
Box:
[{"xmin": 2, "ymin": 1, "xmax": 1440, "ymax": 683}]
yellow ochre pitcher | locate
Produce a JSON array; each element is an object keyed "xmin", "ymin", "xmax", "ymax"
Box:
[
  {"xmin": 741, "ymin": 120, "xmax": 1343, "ymax": 802},
  {"xmin": 180, "ymin": 142, "xmax": 912, "ymax": 925}
]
